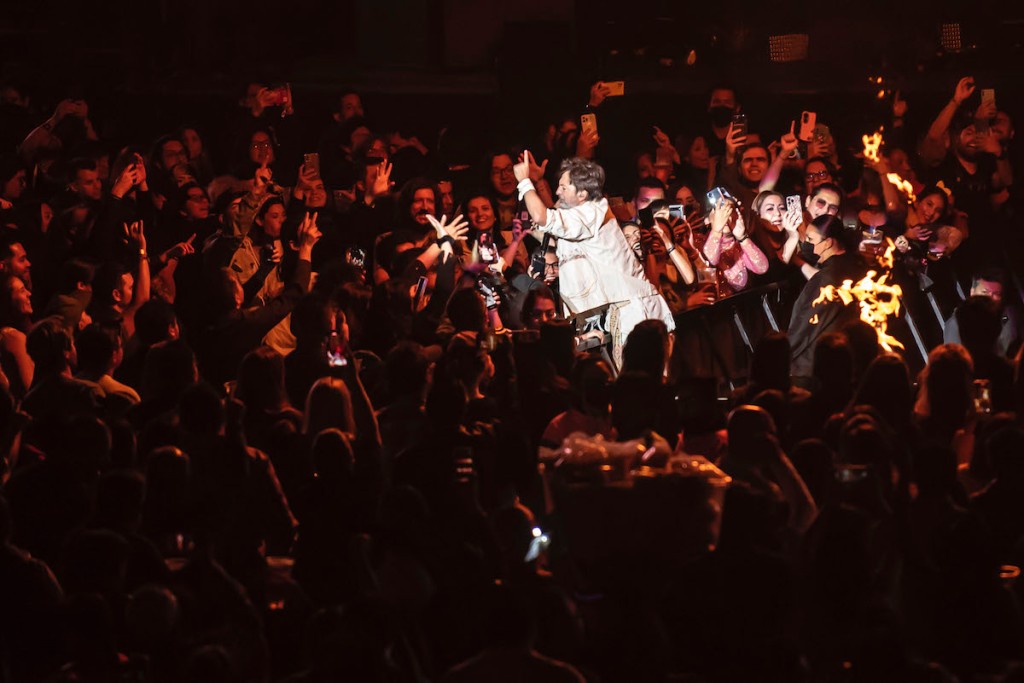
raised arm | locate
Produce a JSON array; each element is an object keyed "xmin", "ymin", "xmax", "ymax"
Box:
[
  {"xmin": 779, "ymin": 206, "xmax": 802, "ymax": 264},
  {"xmin": 702, "ymin": 201, "xmax": 730, "ymax": 266},
  {"xmin": 126, "ymin": 222, "xmax": 151, "ymax": 317},
  {"xmin": 653, "ymin": 218, "xmax": 695, "ymax": 285},
  {"xmin": 422, "ymin": 213, "xmax": 469, "ymax": 271},
  {"xmin": 732, "ymin": 215, "xmax": 769, "ymax": 275},
  {"xmin": 513, "ymin": 151, "xmax": 550, "ymax": 229},
  {"xmin": 920, "ymin": 77, "xmax": 975, "ymax": 166},
  {"xmin": 760, "ymin": 122, "xmax": 798, "ymax": 192}
]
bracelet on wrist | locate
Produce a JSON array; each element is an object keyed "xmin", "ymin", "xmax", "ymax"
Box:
[
  {"xmin": 665, "ymin": 244, "xmax": 676, "ymax": 254},
  {"xmin": 517, "ymin": 178, "xmax": 536, "ymax": 201},
  {"xmin": 436, "ymin": 235, "xmax": 456, "ymax": 248},
  {"xmin": 737, "ymin": 235, "xmax": 749, "ymax": 243}
]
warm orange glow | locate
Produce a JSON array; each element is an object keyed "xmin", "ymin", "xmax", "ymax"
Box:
[
  {"xmin": 876, "ymin": 89, "xmax": 886, "ymax": 99},
  {"xmin": 861, "ymin": 129, "xmax": 884, "ymax": 164},
  {"xmin": 886, "ymin": 172, "xmax": 916, "ymax": 204},
  {"xmin": 810, "ymin": 239, "xmax": 904, "ymax": 352},
  {"xmin": 877, "ymin": 238, "xmax": 896, "ymax": 270}
]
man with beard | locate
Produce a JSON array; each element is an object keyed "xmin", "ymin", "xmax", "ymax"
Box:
[
  {"xmin": 514, "ymin": 155, "xmax": 674, "ymax": 363},
  {"xmin": 921, "ymin": 77, "xmax": 1012, "ymax": 267},
  {"xmin": 395, "ymin": 177, "xmax": 440, "ymax": 244}
]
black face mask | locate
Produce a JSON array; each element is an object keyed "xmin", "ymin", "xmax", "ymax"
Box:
[
  {"xmin": 709, "ymin": 106, "xmax": 734, "ymax": 127},
  {"xmin": 799, "ymin": 240, "xmax": 820, "ymax": 266}
]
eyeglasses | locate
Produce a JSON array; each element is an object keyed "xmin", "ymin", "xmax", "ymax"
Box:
[
  {"xmin": 491, "ymin": 166, "xmax": 515, "ymax": 177},
  {"xmin": 813, "ymin": 197, "xmax": 840, "ymax": 215},
  {"xmin": 544, "ymin": 262, "xmax": 559, "ymax": 272},
  {"xmin": 805, "ymin": 170, "xmax": 830, "ymax": 181},
  {"xmin": 251, "ymin": 142, "xmax": 271, "ymax": 150}
]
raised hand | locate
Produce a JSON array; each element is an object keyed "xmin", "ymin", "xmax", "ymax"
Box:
[
  {"xmin": 892, "ymin": 90, "xmax": 908, "ymax": 119},
  {"xmin": 512, "ymin": 151, "xmax": 532, "ymax": 183},
  {"xmin": 166, "ymin": 234, "xmax": 197, "ymax": 261},
  {"xmin": 576, "ymin": 128, "xmax": 600, "ymax": 159},
  {"xmin": 297, "ymin": 212, "xmax": 322, "ymax": 255},
  {"xmin": 426, "ymin": 213, "xmax": 470, "ymax": 241},
  {"xmin": 732, "ymin": 214, "xmax": 748, "ymax": 241},
  {"xmin": 976, "ymin": 127, "xmax": 1002, "ymax": 155},
  {"xmin": 254, "ymin": 161, "xmax": 273, "ymax": 194},
  {"xmin": 975, "ymin": 96, "xmax": 997, "ymax": 122},
  {"xmin": 780, "ymin": 121, "xmax": 799, "ymax": 157},
  {"xmin": 906, "ymin": 225, "xmax": 933, "ymax": 242},
  {"xmin": 519, "ymin": 150, "xmax": 548, "ymax": 183},
  {"xmin": 369, "ymin": 161, "xmax": 393, "ymax": 199},
  {"xmin": 652, "ymin": 126, "xmax": 680, "ymax": 164},
  {"xmin": 782, "ymin": 206, "xmax": 803, "ymax": 236},
  {"xmin": 112, "ymin": 162, "xmax": 142, "ymax": 197},
  {"xmin": 511, "ymin": 218, "xmax": 528, "ymax": 242},
  {"xmin": 125, "ymin": 221, "xmax": 146, "ymax": 251},
  {"xmin": 725, "ymin": 122, "xmax": 746, "ymax": 157},
  {"xmin": 589, "ymin": 81, "xmax": 612, "ymax": 108},
  {"xmin": 709, "ymin": 199, "xmax": 731, "ymax": 234},
  {"xmin": 953, "ymin": 76, "xmax": 976, "ymax": 106}
]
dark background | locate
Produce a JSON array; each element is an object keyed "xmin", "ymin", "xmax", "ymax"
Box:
[{"xmin": 3, "ymin": 0, "xmax": 1023, "ymax": 190}]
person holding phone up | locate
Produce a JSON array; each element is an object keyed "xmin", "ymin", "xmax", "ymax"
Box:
[{"xmin": 701, "ymin": 199, "xmax": 769, "ymax": 295}]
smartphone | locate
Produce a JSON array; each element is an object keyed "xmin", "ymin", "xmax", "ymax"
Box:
[
  {"xmin": 479, "ymin": 330, "xmax": 498, "ymax": 353},
  {"xmin": 477, "ymin": 278, "xmax": 498, "ymax": 309},
  {"xmin": 581, "ymin": 113, "xmax": 598, "ymax": 137},
  {"xmin": 605, "ymin": 81, "xmax": 625, "ymax": 97},
  {"xmin": 974, "ymin": 379, "xmax": 992, "ymax": 414},
  {"xmin": 477, "ymin": 231, "xmax": 497, "ymax": 264},
  {"xmin": 326, "ymin": 331, "xmax": 348, "ymax": 367},
  {"xmin": 814, "ymin": 124, "xmax": 832, "ymax": 146},
  {"xmin": 412, "ymin": 275, "xmax": 428, "ymax": 310},
  {"xmin": 705, "ymin": 186, "xmax": 735, "ymax": 210},
  {"xmin": 798, "ymin": 111, "xmax": 817, "ymax": 142},
  {"xmin": 982, "ymin": 88, "xmax": 996, "ymax": 110},
  {"xmin": 731, "ymin": 114, "xmax": 748, "ymax": 142},
  {"xmin": 346, "ymin": 246, "xmax": 366, "ymax": 269},
  {"xmin": 786, "ymin": 195, "xmax": 802, "ymax": 214},
  {"xmin": 303, "ymin": 152, "xmax": 320, "ymax": 177},
  {"xmin": 524, "ymin": 526, "xmax": 551, "ymax": 562},
  {"xmin": 834, "ymin": 464, "xmax": 870, "ymax": 484},
  {"xmin": 668, "ymin": 204, "xmax": 686, "ymax": 219}
]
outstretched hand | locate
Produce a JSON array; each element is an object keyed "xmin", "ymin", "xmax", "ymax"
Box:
[
  {"xmin": 297, "ymin": 212, "xmax": 322, "ymax": 254},
  {"xmin": 953, "ymin": 76, "xmax": 976, "ymax": 106},
  {"xmin": 125, "ymin": 221, "xmax": 146, "ymax": 251},
  {"xmin": 589, "ymin": 81, "xmax": 612, "ymax": 108},
  {"xmin": 779, "ymin": 121, "xmax": 799, "ymax": 157},
  {"xmin": 165, "ymin": 234, "xmax": 196, "ymax": 261},
  {"xmin": 426, "ymin": 213, "xmax": 470, "ymax": 242},
  {"xmin": 369, "ymin": 161, "xmax": 393, "ymax": 199},
  {"xmin": 518, "ymin": 150, "xmax": 548, "ymax": 183}
]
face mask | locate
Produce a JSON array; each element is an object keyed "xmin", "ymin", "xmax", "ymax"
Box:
[
  {"xmin": 709, "ymin": 106, "xmax": 734, "ymax": 127},
  {"xmin": 799, "ymin": 240, "xmax": 820, "ymax": 266}
]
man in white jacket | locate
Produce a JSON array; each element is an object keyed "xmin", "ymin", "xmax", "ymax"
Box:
[{"xmin": 513, "ymin": 154, "xmax": 675, "ymax": 362}]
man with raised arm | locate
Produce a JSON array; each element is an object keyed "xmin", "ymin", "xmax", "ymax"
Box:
[{"xmin": 514, "ymin": 154, "xmax": 674, "ymax": 363}]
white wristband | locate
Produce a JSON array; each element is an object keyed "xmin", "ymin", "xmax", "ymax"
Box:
[{"xmin": 517, "ymin": 178, "xmax": 536, "ymax": 201}]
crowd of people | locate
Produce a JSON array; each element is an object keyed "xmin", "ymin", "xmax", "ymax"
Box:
[{"xmin": 0, "ymin": 70, "xmax": 1022, "ymax": 682}]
